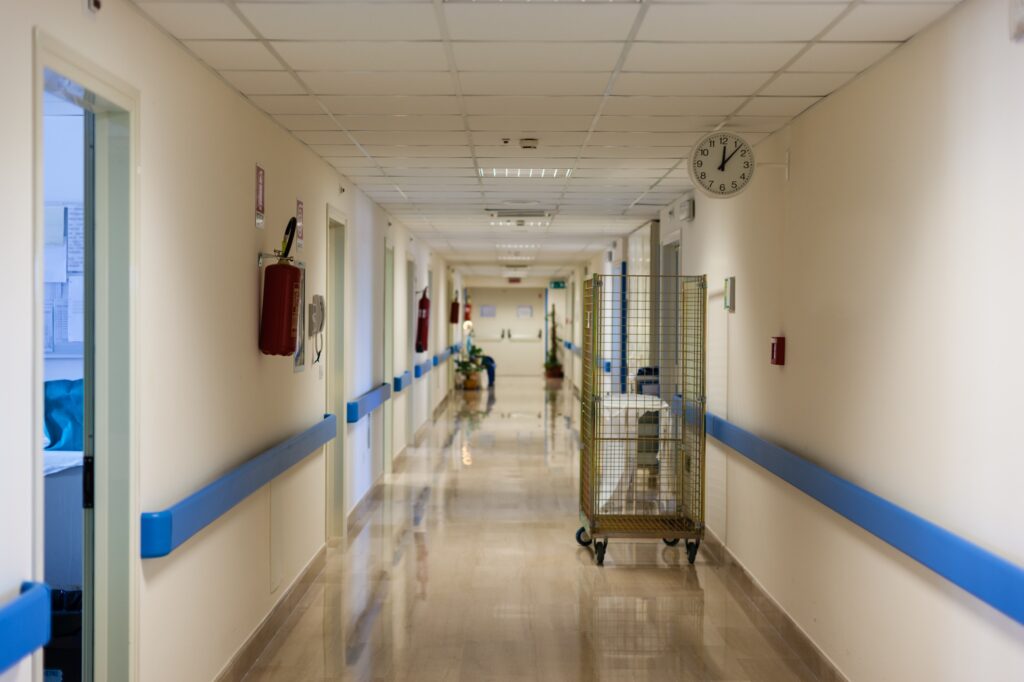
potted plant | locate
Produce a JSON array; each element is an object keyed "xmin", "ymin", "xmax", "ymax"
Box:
[
  {"xmin": 456, "ymin": 344, "xmax": 485, "ymax": 390},
  {"xmin": 544, "ymin": 306, "xmax": 564, "ymax": 381}
]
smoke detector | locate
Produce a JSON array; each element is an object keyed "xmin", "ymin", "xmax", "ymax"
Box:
[{"xmin": 519, "ymin": 138, "xmax": 539, "ymax": 149}]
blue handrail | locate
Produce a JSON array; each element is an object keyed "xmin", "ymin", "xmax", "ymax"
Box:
[
  {"xmin": 451, "ymin": 342, "xmax": 462, "ymax": 353},
  {"xmin": 414, "ymin": 358, "xmax": 432, "ymax": 378},
  {"xmin": 140, "ymin": 414, "xmax": 337, "ymax": 558},
  {"xmin": 346, "ymin": 383, "xmax": 391, "ymax": 423},
  {"xmin": 705, "ymin": 413, "xmax": 1024, "ymax": 625},
  {"xmin": 394, "ymin": 370, "xmax": 412, "ymax": 393},
  {"xmin": 0, "ymin": 582, "xmax": 50, "ymax": 674},
  {"xmin": 433, "ymin": 348, "xmax": 452, "ymax": 366}
]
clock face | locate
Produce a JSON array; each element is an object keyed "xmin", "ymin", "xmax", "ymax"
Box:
[{"xmin": 689, "ymin": 131, "xmax": 755, "ymax": 198}]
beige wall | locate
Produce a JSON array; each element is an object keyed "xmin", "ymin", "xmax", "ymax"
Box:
[{"xmin": 666, "ymin": 0, "xmax": 1024, "ymax": 678}]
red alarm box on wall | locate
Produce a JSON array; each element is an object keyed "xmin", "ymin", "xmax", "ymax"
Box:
[{"xmin": 770, "ymin": 337, "xmax": 786, "ymax": 366}]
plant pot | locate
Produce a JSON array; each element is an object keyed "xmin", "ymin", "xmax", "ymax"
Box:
[
  {"xmin": 463, "ymin": 372, "xmax": 481, "ymax": 390},
  {"xmin": 544, "ymin": 366, "xmax": 564, "ymax": 379}
]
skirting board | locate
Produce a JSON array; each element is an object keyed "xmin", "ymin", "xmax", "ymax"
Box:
[
  {"xmin": 215, "ymin": 546, "xmax": 326, "ymax": 681},
  {"xmin": 431, "ymin": 390, "xmax": 451, "ymax": 422},
  {"xmin": 392, "ymin": 445, "xmax": 409, "ymax": 473},
  {"xmin": 346, "ymin": 477, "xmax": 385, "ymax": 538},
  {"xmin": 413, "ymin": 421, "xmax": 430, "ymax": 446},
  {"xmin": 702, "ymin": 530, "xmax": 848, "ymax": 682}
]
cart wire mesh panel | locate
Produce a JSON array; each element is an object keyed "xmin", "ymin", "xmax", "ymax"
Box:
[{"xmin": 577, "ymin": 274, "xmax": 707, "ymax": 565}]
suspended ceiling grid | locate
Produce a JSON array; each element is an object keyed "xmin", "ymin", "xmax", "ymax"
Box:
[{"xmin": 134, "ymin": 0, "xmax": 961, "ymax": 263}]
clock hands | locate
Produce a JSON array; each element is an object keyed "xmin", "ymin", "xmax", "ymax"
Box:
[
  {"xmin": 718, "ymin": 144, "xmax": 727, "ymax": 172},
  {"xmin": 722, "ymin": 143, "xmax": 743, "ymax": 169}
]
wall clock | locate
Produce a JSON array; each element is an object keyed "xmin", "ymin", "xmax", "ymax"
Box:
[{"xmin": 689, "ymin": 131, "xmax": 755, "ymax": 198}]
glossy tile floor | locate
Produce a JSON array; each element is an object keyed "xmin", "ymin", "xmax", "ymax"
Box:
[{"xmin": 243, "ymin": 378, "xmax": 820, "ymax": 682}]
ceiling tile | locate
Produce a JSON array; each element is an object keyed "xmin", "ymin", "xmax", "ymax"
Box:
[
  {"xmin": 248, "ymin": 95, "xmax": 323, "ymax": 115},
  {"xmin": 272, "ymin": 41, "xmax": 449, "ymax": 71},
  {"xmin": 602, "ymin": 96, "xmax": 742, "ymax": 116},
  {"xmin": 473, "ymin": 145, "xmax": 581, "ymax": 158},
  {"xmin": 468, "ymin": 116, "xmax": 593, "ymax": 132},
  {"xmin": 219, "ymin": 70, "xmax": 305, "ymax": 95},
  {"xmin": 761, "ymin": 72, "xmax": 856, "ymax": 96},
  {"xmin": 460, "ymin": 72, "xmax": 609, "ymax": 96},
  {"xmin": 238, "ymin": 3, "xmax": 441, "ymax": 40},
  {"xmin": 624, "ymin": 43, "xmax": 805, "ymax": 73},
  {"xmin": 638, "ymin": 4, "xmax": 845, "ymax": 42},
  {"xmin": 452, "ymin": 42, "xmax": 623, "ymax": 72},
  {"xmin": 594, "ymin": 116, "xmax": 721, "ymax": 132},
  {"xmin": 613, "ymin": 73, "xmax": 771, "ymax": 97},
  {"xmin": 184, "ymin": 40, "xmax": 280, "ymax": 70},
  {"xmin": 824, "ymin": 4, "xmax": 957, "ymax": 41},
  {"xmin": 139, "ymin": 3, "xmax": 253, "ymax": 40},
  {"xmin": 350, "ymin": 131, "xmax": 469, "ymax": 145},
  {"xmin": 581, "ymin": 146, "xmax": 689, "ymax": 159},
  {"xmin": 300, "ymin": 72, "xmax": 456, "ymax": 95},
  {"xmin": 319, "ymin": 96, "xmax": 461, "ymax": 115},
  {"xmin": 463, "ymin": 96, "xmax": 602, "ymax": 116},
  {"xmin": 444, "ymin": 4, "xmax": 640, "ymax": 41},
  {"xmin": 362, "ymin": 146, "xmax": 472, "ymax": 158},
  {"xmin": 309, "ymin": 145, "xmax": 364, "ymax": 157},
  {"xmin": 736, "ymin": 97, "xmax": 821, "ymax": 117},
  {"xmin": 790, "ymin": 42, "xmax": 901, "ymax": 72},
  {"xmin": 336, "ymin": 115, "xmax": 466, "ymax": 131},
  {"xmin": 295, "ymin": 131, "xmax": 357, "ymax": 145}
]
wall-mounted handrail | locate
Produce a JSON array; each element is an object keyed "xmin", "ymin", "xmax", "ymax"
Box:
[
  {"xmin": 0, "ymin": 582, "xmax": 50, "ymax": 674},
  {"xmin": 346, "ymin": 383, "xmax": 391, "ymax": 423},
  {"xmin": 394, "ymin": 370, "xmax": 412, "ymax": 393},
  {"xmin": 414, "ymin": 358, "xmax": 432, "ymax": 378},
  {"xmin": 140, "ymin": 414, "xmax": 337, "ymax": 559},
  {"xmin": 433, "ymin": 348, "xmax": 452, "ymax": 366},
  {"xmin": 562, "ymin": 339, "xmax": 582, "ymax": 356},
  {"xmin": 705, "ymin": 413, "xmax": 1024, "ymax": 626},
  {"xmin": 451, "ymin": 342, "xmax": 462, "ymax": 353}
]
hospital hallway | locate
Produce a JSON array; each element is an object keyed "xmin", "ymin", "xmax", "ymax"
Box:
[{"xmin": 239, "ymin": 378, "xmax": 816, "ymax": 682}]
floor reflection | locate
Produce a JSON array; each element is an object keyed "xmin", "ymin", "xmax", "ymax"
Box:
[{"xmin": 242, "ymin": 378, "xmax": 820, "ymax": 682}]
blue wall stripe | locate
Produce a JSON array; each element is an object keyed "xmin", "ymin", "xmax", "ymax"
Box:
[
  {"xmin": 414, "ymin": 358, "xmax": 432, "ymax": 378},
  {"xmin": 393, "ymin": 370, "xmax": 412, "ymax": 393},
  {"xmin": 140, "ymin": 415, "xmax": 337, "ymax": 559},
  {"xmin": 0, "ymin": 582, "xmax": 50, "ymax": 674},
  {"xmin": 346, "ymin": 383, "xmax": 392, "ymax": 423},
  {"xmin": 705, "ymin": 413, "xmax": 1024, "ymax": 626}
]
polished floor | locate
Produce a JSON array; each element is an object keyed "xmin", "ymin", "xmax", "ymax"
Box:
[{"xmin": 242, "ymin": 378, "xmax": 821, "ymax": 682}]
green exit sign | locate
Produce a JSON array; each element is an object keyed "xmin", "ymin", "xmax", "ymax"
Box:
[{"xmin": 549, "ymin": 280, "xmax": 566, "ymax": 289}]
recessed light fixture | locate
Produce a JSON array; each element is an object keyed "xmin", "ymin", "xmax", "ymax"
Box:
[
  {"xmin": 498, "ymin": 254, "xmax": 536, "ymax": 262},
  {"xmin": 489, "ymin": 220, "xmax": 551, "ymax": 228},
  {"xmin": 496, "ymin": 243, "xmax": 539, "ymax": 249},
  {"xmin": 478, "ymin": 168, "xmax": 572, "ymax": 179}
]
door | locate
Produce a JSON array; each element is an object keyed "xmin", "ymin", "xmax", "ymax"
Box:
[
  {"xmin": 326, "ymin": 216, "xmax": 345, "ymax": 540},
  {"xmin": 38, "ymin": 58, "xmax": 135, "ymax": 682},
  {"xmin": 469, "ymin": 287, "xmax": 546, "ymax": 377},
  {"xmin": 382, "ymin": 247, "xmax": 394, "ymax": 473},
  {"xmin": 405, "ymin": 260, "xmax": 416, "ymax": 445}
]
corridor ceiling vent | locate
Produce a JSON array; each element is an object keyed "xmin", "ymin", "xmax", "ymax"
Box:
[
  {"xmin": 490, "ymin": 219, "xmax": 550, "ymax": 228},
  {"xmin": 478, "ymin": 168, "xmax": 572, "ymax": 179}
]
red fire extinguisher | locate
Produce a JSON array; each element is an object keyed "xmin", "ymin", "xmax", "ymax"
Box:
[
  {"xmin": 415, "ymin": 288, "xmax": 430, "ymax": 353},
  {"xmin": 449, "ymin": 292, "xmax": 460, "ymax": 325},
  {"xmin": 259, "ymin": 218, "xmax": 301, "ymax": 356},
  {"xmin": 464, "ymin": 295, "xmax": 472, "ymax": 322}
]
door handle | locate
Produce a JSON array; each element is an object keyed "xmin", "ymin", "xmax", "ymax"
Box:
[{"xmin": 537, "ymin": 329, "xmax": 542, "ymax": 339}]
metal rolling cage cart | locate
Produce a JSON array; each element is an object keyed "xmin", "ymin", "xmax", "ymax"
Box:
[{"xmin": 575, "ymin": 273, "xmax": 707, "ymax": 566}]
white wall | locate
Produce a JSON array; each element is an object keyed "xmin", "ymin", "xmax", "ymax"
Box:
[
  {"xmin": 667, "ymin": 0, "xmax": 1024, "ymax": 678},
  {"xmin": 0, "ymin": 1, "xmax": 448, "ymax": 680}
]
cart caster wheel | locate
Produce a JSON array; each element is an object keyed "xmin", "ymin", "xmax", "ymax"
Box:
[
  {"xmin": 662, "ymin": 538, "xmax": 680, "ymax": 547},
  {"xmin": 686, "ymin": 540, "xmax": 700, "ymax": 564},
  {"xmin": 595, "ymin": 540, "xmax": 607, "ymax": 566},
  {"xmin": 576, "ymin": 527, "xmax": 593, "ymax": 547}
]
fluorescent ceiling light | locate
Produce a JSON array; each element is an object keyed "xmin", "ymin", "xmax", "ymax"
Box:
[
  {"xmin": 490, "ymin": 220, "xmax": 551, "ymax": 227},
  {"xmin": 498, "ymin": 254, "xmax": 536, "ymax": 261},
  {"xmin": 496, "ymin": 243, "xmax": 539, "ymax": 249},
  {"xmin": 478, "ymin": 168, "xmax": 572, "ymax": 179}
]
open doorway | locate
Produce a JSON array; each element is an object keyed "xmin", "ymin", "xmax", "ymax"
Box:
[
  {"xmin": 36, "ymin": 45, "xmax": 136, "ymax": 682},
  {"xmin": 326, "ymin": 213, "xmax": 346, "ymax": 541},
  {"xmin": 382, "ymin": 246, "xmax": 394, "ymax": 474}
]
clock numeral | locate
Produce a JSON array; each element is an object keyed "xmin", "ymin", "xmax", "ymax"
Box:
[
  {"xmin": 699, "ymin": 172, "xmax": 706, "ymax": 180},
  {"xmin": 731, "ymin": 181, "xmax": 738, "ymax": 189},
  {"xmin": 695, "ymin": 160, "xmax": 703, "ymax": 168},
  {"xmin": 743, "ymin": 161, "xmax": 751, "ymax": 169},
  {"xmin": 698, "ymin": 148, "xmax": 709, "ymax": 157}
]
